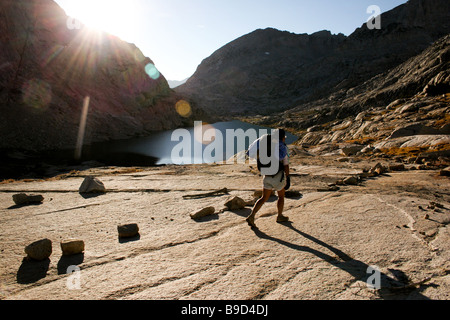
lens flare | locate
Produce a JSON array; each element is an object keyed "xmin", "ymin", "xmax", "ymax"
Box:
[
  {"xmin": 175, "ymin": 100, "xmax": 192, "ymax": 118},
  {"xmin": 145, "ymin": 63, "xmax": 160, "ymax": 80},
  {"xmin": 194, "ymin": 122, "xmax": 216, "ymax": 145},
  {"xmin": 75, "ymin": 96, "xmax": 91, "ymax": 160}
]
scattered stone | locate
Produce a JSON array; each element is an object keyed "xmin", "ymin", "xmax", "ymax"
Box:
[
  {"xmin": 12, "ymin": 193, "xmax": 44, "ymax": 206},
  {"xmin": 224, "ymin": 196, "xmax": 246, "ymax": 211},
  {"xmin": 369, "ymin": 163, "xmax": 386, "ymax": 176},
  {"xmin": 190, "ymin": 207, "xmax": 216, "ymax": 220},
  {"xmin": 343, "ymin": 176, "xmax": 358, "ymax": 185},
  {"xmin": 117, "ymin": 224, "xmax": 139, "ymax": 238},
  {"xmin": 430, "ymin": 202, "xmax": 444, "ymax": 209},
  {"xmin": 389, "ymin": 164, "xmax": 405, "ymax": 171},
  {"xmin": 79, "ymin": 176, "xmax": 106, "ymax": 194},
  {"xmin": 25, "ymin": 239, "xmax": 52, "ymax": 261},
  {"xmin": 60, "ymin": 239, "xmax": 85, "ymax": 256}
]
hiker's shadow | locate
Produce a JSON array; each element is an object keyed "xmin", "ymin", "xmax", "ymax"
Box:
[
  {"xmin": 252, "ymin": 222, "xmax": 430, "ymax": 300},
  {"xmin": 229, "ymin": 208, "xmax": 252, "ymax": 218}
]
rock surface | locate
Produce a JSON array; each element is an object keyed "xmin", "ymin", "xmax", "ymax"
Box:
[{"xmin": 1, "ymin": 151, "xmax": 449, "ymax": 300}]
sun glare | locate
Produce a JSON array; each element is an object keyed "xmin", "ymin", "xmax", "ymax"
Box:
[{"xmin": 62, "ymin": 0, "xmax": 140, "ymax": 41}]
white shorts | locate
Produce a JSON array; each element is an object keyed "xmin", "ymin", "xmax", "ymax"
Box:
[{"xmin": 263, "ymin": 171, "xmax": 286, "ymax": 191}]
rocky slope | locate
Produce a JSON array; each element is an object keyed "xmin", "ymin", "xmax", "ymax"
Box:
[
  {"xmin": 176, "ymin": 0, "xmax": 450, "ymax": 117},
  {"xmin": 0, "ymin": 0, "xmax": 198, "ymax": 153},
  {"xmin": 247, "ymin": 34, "xmax": 449, "ymax": 164}
]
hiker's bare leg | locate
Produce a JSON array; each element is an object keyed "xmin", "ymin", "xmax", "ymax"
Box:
[
  {"xmin": 246, "ymin": 189, "xmax": 272, "ymax": 227},
  {"xmin": 276, "ymin": 189, "xmax": 289, "ymax": 222}
]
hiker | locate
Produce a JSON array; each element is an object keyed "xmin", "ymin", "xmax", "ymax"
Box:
[{"xmin": 246, "ymin": 129, "xmax": 290, "ymax": 228}]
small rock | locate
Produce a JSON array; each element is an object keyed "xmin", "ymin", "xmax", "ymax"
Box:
[
  {"xmin": 25, "ymin": 239, "xmax": 52, "ymax": 261},
  {"xmin": 224, "ymin": 196, "xmax": 246, "ymax": 210},
  {"xmin": 13, "ymin": 193, "xmax": 44, "ymax": 206},
  {"xmin": 343, "ymin": 176, "xmax": 358, "ymax": 185},
  {"xmin": 117, "ymin": 224, "xmax": 139, "ymax": 238},
  {"xmin": 79, "ymin": 176, "xmax": 106, "ymax": 194},
  {"xmin": 60, "ymin": 239, "xmax": 85, "ymax": 256},
  {"xmin": 389, "ymin": 164, "xmax": 405, "ymax": 171},
  {"xmin": 369, "ymin": 163, "xmax": 385, "ymax": 176},
  {"xmin": 190, "ymin": 207, "xmax": 216, "ymax": 220},
  {"xmin": 430, "ymin": 202, "xmax": 444, "ymax": 209},
  {"xmin": 423, "ymin": 214, "xmax": 430, "ymax": 220}
]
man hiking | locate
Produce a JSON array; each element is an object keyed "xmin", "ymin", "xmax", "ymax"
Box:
[{"xmin": 246, "ymin": 129, "xmax": 290, "ymax": 229}]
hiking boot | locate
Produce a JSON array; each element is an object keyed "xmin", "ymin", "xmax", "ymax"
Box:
[{"xmin": 276, "ymin": 215, "xmax": 289, "ymax": 223}]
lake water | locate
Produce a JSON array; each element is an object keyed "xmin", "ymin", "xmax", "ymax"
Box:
[{"xmin": 82, "ymin": 120, "xmax": 298, "ymax": 166}]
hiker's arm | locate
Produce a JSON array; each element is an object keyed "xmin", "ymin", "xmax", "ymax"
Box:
[{"xmin": 282, "ymin": 156, "xmax": 289, "ymax": 177}]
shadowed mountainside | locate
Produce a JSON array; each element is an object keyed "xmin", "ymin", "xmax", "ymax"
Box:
[{"xmin": 0, "ymin": 0, "xmax": 201, "ymax": 152}]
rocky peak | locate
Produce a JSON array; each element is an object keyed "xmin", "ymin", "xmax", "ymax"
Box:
[{"xmin": 177, "ymin": 0, "xmax": 450, "ymax": 118}]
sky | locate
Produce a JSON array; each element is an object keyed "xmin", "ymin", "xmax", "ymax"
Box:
[{"xmin": 54, "ymin": 0, "xmax": 408, "ymax": 81}]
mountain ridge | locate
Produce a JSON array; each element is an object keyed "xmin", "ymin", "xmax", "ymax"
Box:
[{"xmin": 176, "ymin": 0, "xmax": 450, "ymax": 118}]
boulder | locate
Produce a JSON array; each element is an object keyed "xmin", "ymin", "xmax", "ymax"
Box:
[
  {"xmin": 79, "ymin": 176, "xmax": 106, "ymax": 194},
  {"xmin": 388, "ymin": 123, "xmax": 440, "ymax": 139},
  {"xmin": 117, "ymin": 224, "xmax": 140, "ymax": 238},
  {"xmin": 190, "ymin": 207, "xmax": 216, "ymax": 220},
  {"xmin": 60, "ymin": 239, "xmax": 85, "ymax": 256},
  {"xmin": 341, "ymin": 144, "xmax": 364, "ymax": 156},
  {"xmin": 12, "ymin": 193, "xmax": 44, "ymax": 206},
  {"xmin": 343, "ymin": 176, "xmax": 358, "ymax": 185},
  {"xmin": 224, "ymin": 196, "xmax": 246, "ymax": 211},
  {"xmin": 25, "ymin": 239, "xmax": 52, "ymax": 261},
  {"xmin": 369, "ymin": 163, "xmax": 386, "ymax": 176}
]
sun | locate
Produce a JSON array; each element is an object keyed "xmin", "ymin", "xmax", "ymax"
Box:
[{"xmin": 59, "ymin": 0, "xmax": 140, "ymax": 41}]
